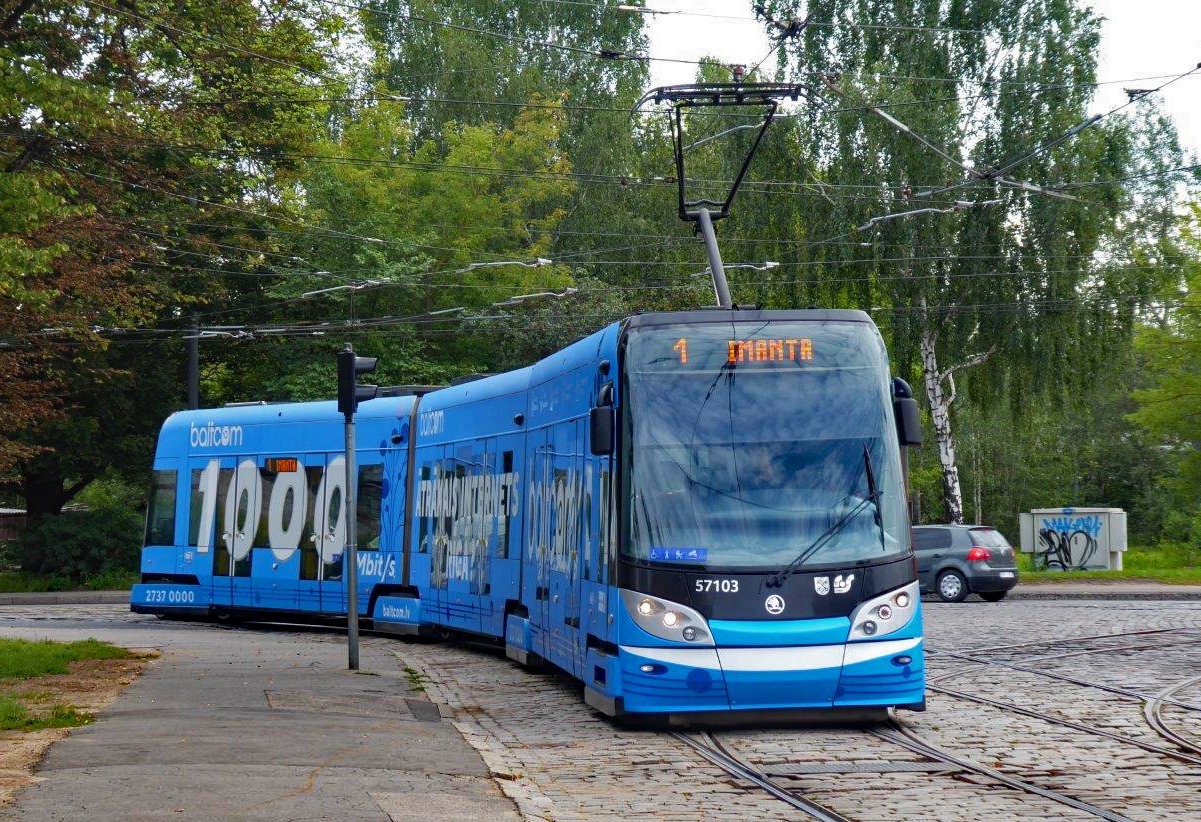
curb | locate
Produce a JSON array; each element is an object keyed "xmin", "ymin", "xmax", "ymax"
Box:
[
  {"xmin": 1006, "ymin": 586, "xmax": 1201, "ymax": 601},
  {"xmin": 0, "ymin": 591, "xmax": 130, "ymax": 606}
]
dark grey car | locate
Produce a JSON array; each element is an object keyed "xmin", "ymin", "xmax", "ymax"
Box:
[{"xmin": 912, "ymin": 525, "xmax": 1019, "ymax": 602}]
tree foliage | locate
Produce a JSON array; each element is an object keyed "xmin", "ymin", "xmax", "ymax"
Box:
[
  {"xmin": 1128, "ymin": 206, "xmax": 1201, "ymax": 544},
  {"xmin": 0, "ymin": 0, "xmax": 1197, "ymax": 553}
]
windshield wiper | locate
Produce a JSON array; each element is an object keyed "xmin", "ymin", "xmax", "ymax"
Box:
[
  {"xmin": 863, "ymin": 443, "xmax": 886, "ymax": 554},
  {"xmin": 767, "ymin": 443, "xmax": 886, "ymax": 588},
  {"xmin": 766, "ymin": 489, "xmax": 881, "ymax": 588}
]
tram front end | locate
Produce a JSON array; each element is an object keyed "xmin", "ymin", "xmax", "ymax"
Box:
[{"xmin": 595, "ymin": 311, "xmax": 925, "ymax": 716}]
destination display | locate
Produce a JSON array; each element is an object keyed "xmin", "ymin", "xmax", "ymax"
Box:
[{"xmin": 671, "ymin": 336, "xmax": 814, "ymax": 366}]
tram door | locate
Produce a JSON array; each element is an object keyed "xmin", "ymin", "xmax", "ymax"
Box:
[
  {"xmin": 297, "ymin": 453, "xmax": 348, "ymax": 615},
  {"xmin": 252, "ymin": 460, "xmax": 304, "ymax": 613},
  {"xmin": 223, "ymin": 457, "xmax": 259, "ymax": 608},
  {"xmin": 526, "ymin": 429, "xmax": 553, "ymax": 660},
  {"xmin": 546, "ymin": 420, "xmax": 584, "ymax": 677},
  {"xmin": 443, "ymin": 444, "xmax": 483, "ymax": 635},
  {"xmin": 188, "ymin": 455, "xmax": 229, "ymax": 606},
  {"xmin": 193, "ymin": 454, "xmax": 255, "ymax": 609},
  {"xmin": 486, "ymin": 437, "xmax": 522, "ymax": 637}
]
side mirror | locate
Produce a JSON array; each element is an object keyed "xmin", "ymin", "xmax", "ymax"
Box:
[
  {"xmin": 590, "ymin": 406, "xmax": 614, "ymax": 455},
  {"xmin": 894, "ymin": 397, "xmax": 922, "ymax": 446},
  {"xmin": 891, "ymin": 377, "xmax": 922, "ymax": 446}
]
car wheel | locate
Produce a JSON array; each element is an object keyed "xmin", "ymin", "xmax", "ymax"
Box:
[
  {"xmin": 936, "ymin": 570, "xmax": 968, "ymax": 603},
  {"xmin": 979, "ymin": 590, "xmax": 1008, "ymax": 602}
]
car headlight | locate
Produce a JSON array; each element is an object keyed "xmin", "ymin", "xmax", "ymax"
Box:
[
  {"xmin": 848, "ymin": 581, "xmax": 919, "ymax": 641},
  {"xmin": 620, "ymin": 589, "xmax": 712, "ymax": 645}
]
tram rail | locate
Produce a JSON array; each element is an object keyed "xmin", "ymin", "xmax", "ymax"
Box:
[
  {"xmin": 926, "ymin": 682, "xmax": 1201, "ymax": 766},
  {"xmin": 873, "ymin": 718, "xmax": 1136, "ymax": 822},
  {"xmin": 671, "ymin": 731, "xmax": 852, "ymax": 822},
  {"xmin": 1144, "ymin": 676, "xmax": 1201, "ymax": 757}
]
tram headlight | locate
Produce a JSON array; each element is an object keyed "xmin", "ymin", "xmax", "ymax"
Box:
[
  {"xmin": 620, "ymin": 589, "xmax": 713, "ymax": 646},
  {"xmin": 848, "ymin": 581, "xmax": 920, "ymax": 641}
]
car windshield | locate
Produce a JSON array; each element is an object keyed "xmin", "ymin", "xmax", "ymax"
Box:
[{"xmin": 622, "ymin": 320, "xmax": 910, "ymax": 570}]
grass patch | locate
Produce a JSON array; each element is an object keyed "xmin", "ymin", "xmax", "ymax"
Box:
[
  {"xmin": 403, "ymin": 666, "xmax": 427, "ymax": 693},
  {"xmin": 1020, "ymin": 568, "xmax": 1201, "ymax": 584},
  {"xmin": 0, "ymin": 696, "xmax": 94, "ymax": 731},
  {"xmin": 0, "ymin": 638, "xmax": 136, "ymax": 732},
  {"xmin": 1016, "ymin": 542, "xmax": 1201, "ymax": 584},
  {"xmin": 0, "ymin": 638, "xmax": 136, "ymax": 680},
  {"xmin": 0, "ymin": 568, "xmax": 138, "ymax": 593}
]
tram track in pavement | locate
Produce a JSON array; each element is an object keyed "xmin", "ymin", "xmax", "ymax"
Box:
[
  {"xmin": 873, "ymin": 716, "xmax": 1138, "ymax": 822},
  {"xmin": 944, "ymin": 626, "xmax": 1201, "ymax": 660},
  {"xmin": 1144, "ymin": 675, "xmax": 1201, "ymax": 757},
  {"xmin": 925, "ymin": 627, "xmax": 1201, "ymax": 763},
  {"xmin": 927, "ymin": 646, "xmax": 1201, "ymax": 710},
  {"xmin": 679, "ymin": 717, "xmax": 1141, "ymax": 822},
  {"xmin": 672, "ymin": 731, "xmax": 853, "ymax": 822},
  {"xmin": 925, "ymin": 680, "xmax": 1201, "ymax": 766}
]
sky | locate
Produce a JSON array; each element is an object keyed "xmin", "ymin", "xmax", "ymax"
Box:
[{"xmin": 644, "ymin": 0, "xmax": 1201, "ymax": 159}]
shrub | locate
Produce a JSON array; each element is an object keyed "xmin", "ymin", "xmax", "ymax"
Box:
[{"xmin": 16, "ymin": 507, "xmax": 142, "ymax": 582}]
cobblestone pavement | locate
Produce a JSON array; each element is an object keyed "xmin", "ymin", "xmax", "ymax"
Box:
[
  {"xmin": 3, "ymin": 600, "xmax": 1201, "ymax": 820},
  {"xmin": 394, "ymin": 599, "xmax": 1201, "ymax": 822}
]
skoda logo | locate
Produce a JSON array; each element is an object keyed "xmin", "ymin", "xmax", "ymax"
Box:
[{"xmin": 765, "ymin": 594, "xmax": 786, "ymax": 615}]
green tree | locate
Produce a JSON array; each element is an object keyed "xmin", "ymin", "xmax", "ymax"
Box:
[
  {"xmin": 201, "ymin": 98, "xmax": 581, "ymax": 403},
  {"xmin": 752, "ymin": 0, "xmax": 1192, "ymax": 522},
  {"xmin": 1, "ymin": 0, "xmax": 339, "ymax": 515},
  {"xmin": 1129, "ymin": 205, "xmax": 1201, "ymax": 543}
]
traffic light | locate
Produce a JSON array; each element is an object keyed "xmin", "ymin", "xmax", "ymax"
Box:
[{"xmin": 336, "ymin": 345, "xmax": 378, "ymax": 417}]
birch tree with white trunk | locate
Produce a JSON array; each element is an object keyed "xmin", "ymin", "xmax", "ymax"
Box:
[{"xmin": 751, "ymin": 0, "xmax": 1191, "ymax": 520}]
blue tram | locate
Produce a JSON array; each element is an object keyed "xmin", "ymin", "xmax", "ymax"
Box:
[{"xmin": 133, "ymin": 309, "xmax": 926, "ymax": 716}]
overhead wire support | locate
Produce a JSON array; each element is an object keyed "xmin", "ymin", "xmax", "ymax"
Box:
[
  {"xmin": 819, "ymin": 74, "xmax": 1083, "ymax": 203},
  {"xmin": 853, "ymin": 199, "xmax": 1004, "ymax": 234},
  {"xmin": 901, "ymin": 60, "xmax": 1200, "ymax": 202},
  {"xmin": 491, "ymin": 287, "xmax": 579, "ymax": 308}
]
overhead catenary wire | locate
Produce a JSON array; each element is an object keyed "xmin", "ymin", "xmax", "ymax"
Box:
[
  {"xmin": 8, "ymin": 290, "xmax": 1180, "ymax": 349},
  {"xmin": 12, "ymin": 129, "xmax": 1145, "ymax": 216},
  {"xmin": 10, "ymin": 9, "xmax": 1190, "ymax": 316},
  {"xmin": 171, "ymin": 68, "xmax": 1200, "ymax": 123},
  {"xmin": 329, "ymin": 0, "xmax": 711, "ymax": 67},
  {"xmin": 572, "ymin": 0, "xmax": 987, "ymax": 34},
  {"xmin": 911, "ymin": 59, "xmax": 1201, "ymax": 200},
  {"xmin": 819, "ymin": 74, "xmax": 1085, "ymax": 203}
]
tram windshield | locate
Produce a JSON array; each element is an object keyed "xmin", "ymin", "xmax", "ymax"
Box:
[{"xmin": 623, "ymin": 320, "xmax": 911, "ymax": 570}]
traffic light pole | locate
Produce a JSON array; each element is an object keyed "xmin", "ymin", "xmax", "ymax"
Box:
[
  {"xmin": 337, "ymin": 342, "xmax": 377, "ymax": 672},
  {"xmin": 344, "ymin": 407, "xmax": 360, "ymax": 671}
]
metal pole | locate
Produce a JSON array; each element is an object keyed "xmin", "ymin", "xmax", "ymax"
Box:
[
  {"xmin": 696, "ymin": 208, "xmax": 732, "ymax": 309},
  {"xmin": 187, "ymin": 313, "xmax": 199, "ymax": 409},
  {"xmin": 344, "ymin": 380, "xmax": 360, "ymax": 671}
]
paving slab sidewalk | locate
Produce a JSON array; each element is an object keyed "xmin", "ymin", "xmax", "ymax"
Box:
[{"xmin": 0, "ymin": 618, "xmax": 520, "ymax": 822}]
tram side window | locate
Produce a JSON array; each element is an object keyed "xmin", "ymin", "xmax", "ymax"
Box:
[
  {"xmin": 500, "ymin": 451, "xmax": 513, "ymax": 558},
  {"xmin": 300, "ymin": 467, "xmax": 324, "ymax": 580},
  {"xmin": 145, "ymin": 470, "xmax": 177, "ymax": 546},
  {"xmin": 357, "ymin": 465, "xmax": 383, "ymax": 551},
  {"xmin": 417, "ymin": 463, "xmax": 432, "ymax": 553},
  {"xmin": 254, "ymin": 465, "xmax": 275, "ymax": 548},
  {"xmin": 187, "ymin": 468, "xmax": 207, "ymax": 547}
]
